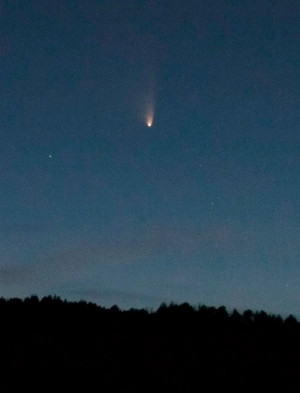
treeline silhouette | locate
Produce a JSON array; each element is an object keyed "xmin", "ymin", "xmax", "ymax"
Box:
[{"xmin": 0, "ymin": 295, "xmax": 299, "ymax": 391}]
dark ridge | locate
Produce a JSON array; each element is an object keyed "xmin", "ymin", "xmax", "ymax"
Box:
[{"xmin": 0, "ymin": 295, "xmax": 299, "ymax": 391}]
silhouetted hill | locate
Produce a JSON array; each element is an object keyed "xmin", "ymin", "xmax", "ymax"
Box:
[{"xmin": 0, "ymin": 296, "xmax": 299, "ymax": 391}]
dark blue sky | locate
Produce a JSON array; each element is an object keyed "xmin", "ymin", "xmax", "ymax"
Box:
[{"xmin": 0, "ymin": 0, "xmax": 299, "ymax": 315}]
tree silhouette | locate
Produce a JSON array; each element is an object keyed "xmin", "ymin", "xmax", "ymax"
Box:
[{"xmin": 0, "ymin": 296, "xmax": 297, "ymax": 391}]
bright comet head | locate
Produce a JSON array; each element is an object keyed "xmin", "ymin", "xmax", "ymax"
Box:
[{"xmin": 147, "ymin": 121, "xmax": 152, "ymax": 127}]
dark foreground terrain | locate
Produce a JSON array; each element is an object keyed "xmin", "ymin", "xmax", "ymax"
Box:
[{"xmin": 0, "ymin": 296, "xmax": 299, "ymax": 391}]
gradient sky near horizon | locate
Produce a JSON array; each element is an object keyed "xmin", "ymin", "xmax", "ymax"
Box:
[{"xmin": 0, "ymin": 0, "xmax": 299, "ymax": 316}]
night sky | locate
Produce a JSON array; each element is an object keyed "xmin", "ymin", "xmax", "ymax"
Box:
[{"xmin": 0, "ymin": 0, "xmax": 299, "ymax": 316}]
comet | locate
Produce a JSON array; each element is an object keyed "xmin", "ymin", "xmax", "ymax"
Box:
[
  {"xmin": 146, "ymin": 107, "xmax": 154, "ymax": 127},
  {"xmin": 139, "ymin": 72, "xmax": 156, "ymax": 127}
]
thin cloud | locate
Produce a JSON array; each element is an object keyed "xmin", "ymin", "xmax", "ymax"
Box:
[
  {"xmin": 69, "ymin": 288, "xmax": 166, "ymax": 304},
  {"xmin": 0, "ymin": 221, "xmax": 276, "ymax": 291}
]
